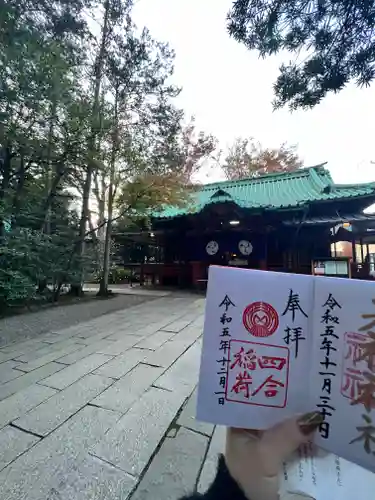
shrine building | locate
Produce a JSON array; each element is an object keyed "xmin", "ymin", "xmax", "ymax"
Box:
[{"xmin": 117, "ymin": 165, "xmax": 375, "ymax": 287}]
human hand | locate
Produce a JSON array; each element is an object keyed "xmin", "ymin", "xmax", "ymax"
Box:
[{"xmin": 225, "ymin": 412, "xmax": 324, "ymax": 500}]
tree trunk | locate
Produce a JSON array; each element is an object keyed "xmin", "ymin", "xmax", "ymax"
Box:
[
  {"xmin": 12, "ymin": 152, "xmax": 25, "ymax": 218},
  {"xmin": 97, "ymin": 193, "xmax": 106, "ymax": 272},
  {"xmin": 37, "ymin": 97, "xmax": 57, "ymax": 295},
  {"xmin": 74, "ymin": 0, "xmax": 111, "ymax": 297},
  {"xmin": 0, "ymin": 145, "xmax": 12, "ymax": 240},
  {"xmin": 44, "ymin": 97, "xmax": 57, "ymax": 235},
  {"xmin": 98, "ymin": 196, "xmax": 113, "ymax": 296},
  {"xmin": 98, "ymin": 87, "xmax": 119, "ymax": 296}
]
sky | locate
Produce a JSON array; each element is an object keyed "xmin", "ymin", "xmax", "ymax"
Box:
[{"xmin": 133, "ymin": 0, "xmax": 375, "ymax": 185}]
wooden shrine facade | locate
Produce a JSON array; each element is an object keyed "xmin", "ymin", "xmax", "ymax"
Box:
[{"xmin": 115, "ymin": 166, "xmax": 375, "ymax": 288}]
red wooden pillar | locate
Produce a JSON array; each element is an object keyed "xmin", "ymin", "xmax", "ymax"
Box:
[
  {"xmin": 261, "ymin": 233, "xmax": 268, "ymax": 271},
  {"xmin": 140, "ymin": 264, "xmax": 144, "ymax": 286},
  {"xmin": 259, "ymin": 258, "xmax": 267, "ymax": 271},
  {"xmin": 191, "ymin": 261, "xmax": 204, "ymax": 286}
]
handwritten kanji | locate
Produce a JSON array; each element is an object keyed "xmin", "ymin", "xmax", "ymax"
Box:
[
  {"xmin": 321, "ymin": 377, "xmax": 332, "ymax": 395},
  {"xmin": 219, "ymin": 340, "xmax": 230, "ymax": 355},
  {"xmin": 316, "ymin": 396, "xmax": 335, "ymax": 418},
  {"xmin": 350, "ymin": 414, "xmax": 375, "ymax": 454},
  {"xmin": 320, "ymin": 337, "xmax": 337, "ymax": 357},
  {"xmin": 351, "ymin": 371, "xmax": 375, "ymax": 412},
  {"xmin": 220, "ymin": 313, "xmax": 232, "ymax": 324},
  {"xmin": 219, "ymin": 295, "xmax": 236, "ymax": 312},
  {"xmin": 359, "ymin": 299, "xmax": 375, "ymax": 331},
  {"xmin": 218, "ymin": 376, "xmax": 226, "ymax": 388},
  {"xmin": 220, "ymin": 327, "xmax": 230, "ymax": 337},
  {"xmin": 321, "ymin": 310, "xmax": 339, "ymax": 324},
  {"xmin": 321, "ymin": 325, "xmax": 339, "ymax": 339},
  {"xmin": 258, "ymin": 355, "xmax": 287, "ymax": 371},
  {"xmin": 230, "ymin": 347, "xmax": 257, "ymax": 370},
  {"xmin": 252, "ymin": 375, "xmax": 285, "ymax": 398},
  {"xmin": 284, "ymin": 326, "xmax": 305, "ymax": 358},
  {"xmin": 320, "ymin": 356, "xmax": 337, "ymax": 370},
  {"xmin": 282, "ymin": 289, "xmax": 308, "ymax": 322},
  {"xmin": 216, "ymin": 356, "xmax": 229, "ymax": 369},
  {"xmin": 323, "ymin": 294, "xmax": 342, "ymax": 311},
  {"xmin": 319, "ymin": 421, "xmax": 330, "ymax": 439},
  {"xmin": 231, "ymin": 370, "xmax": 253, "ymax": 398}
]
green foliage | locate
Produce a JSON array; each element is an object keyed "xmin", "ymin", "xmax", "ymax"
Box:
[
  {"xmin": 108, "ymin": 267, "xmax": 131, "ymax": 284},
  {"xmin": 0, "ymin": 199, "xmax": 85, "ymax": 309},
  {"xmin": 91, "ymin": 267, "xmax": 137, "ymax": 284},
  {"xmin": 0, "ymin": 0, "xmax": 218, "ymax": 309},
  {"xmin": 228, "ymin": 0, "xmax": 375, "ymax": 109},
  {"xmin": 0, "ymin": 268, "xmax": 36, "ymax": 308}
]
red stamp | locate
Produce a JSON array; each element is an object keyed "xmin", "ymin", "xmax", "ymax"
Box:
[
  {"xmin": 243, "ymin": 302, "xmax": 279, "ymax": 337},
  {"xmin": 226, "ymin": 339, "xmax": 289, "ymax": 408},
  {"xmin": 341, "ymin": 332, "xmax": 367, "ymax": 400}
]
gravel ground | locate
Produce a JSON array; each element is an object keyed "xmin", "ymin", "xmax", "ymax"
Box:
[{"xmin": 0, "ymin": 293, "xmax": 157, "ymax": 348}]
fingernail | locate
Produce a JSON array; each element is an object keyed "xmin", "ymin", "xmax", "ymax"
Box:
[{"xmin": 297, "ymin": 411, "xmax": 324, "ymax": 435}]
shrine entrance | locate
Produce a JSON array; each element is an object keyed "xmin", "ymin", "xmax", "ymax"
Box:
[{"xmin": 114, "ymin": 167, "xmax": 375, "ymax": 288}]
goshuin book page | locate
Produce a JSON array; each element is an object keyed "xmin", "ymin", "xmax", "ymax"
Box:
[
  {"xmin": 196, "ymin": 266, "xmax": 375, "ymax": 500},
  {"xmin": 309, "ymin": 276, "xmax": 375, "ymax": 473}
]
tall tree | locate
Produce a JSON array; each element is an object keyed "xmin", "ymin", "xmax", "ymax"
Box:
[
  {"xmin": 228, "ymin": 0, "xmax": 375, "ymax": 109},
  {"xmin": 91, "ymin": 10, "xmax": 182, "ymax": 295},
  {"xmin": 222, "ymin": 138, "xmax": 303, "ymax": 180},
  {"xmin": 0, "ymin": 0, "xmax": 89, "ymax": 225},
  {"xmin": 0, "ymin": 0, "xmax": 94, "ymax": 306},
  {"xmin": 73, "ymin": 0, "xmax": 126, "ymax": 295},
  {"xmin": 178, "ymin": 118, "xmax": 217, "ymax": 183},
  {"xmin": 0, "ymin": 0, "xmax": 217, "ymax": 309}
]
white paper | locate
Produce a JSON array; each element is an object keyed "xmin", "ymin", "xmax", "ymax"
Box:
[
  {"xmin": 280, "ymin": 444, "xmax": 375, "ymax": 500},
  {"xmin": 310, "ymin": 277, "xmax": 375, "ymax": 473},
  {"xmin": 197, "ymin": 266, "xmax": 314, "ymax": 429},
  {"xmin": 196, "ymin": 266, "xmax": 375, "ymax": 496}
]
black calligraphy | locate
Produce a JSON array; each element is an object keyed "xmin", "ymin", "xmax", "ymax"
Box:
[
  {"xmin": 317, "ymin": 293, "xmax": 341, "ymax": 439},
  {"xmin": 282, "ymin": 289, "xmax": 308, "ymax": 322},
  {"xmin": 216, "ymin": 295, "xmax": 236, "ymax": 405},
  {"xmin": 350, "ymin": 413, "xmax": 375, "ymax": 455},
  {"xmin": 282, "ymin": 289, "xmax": 307, "ymax": 359},
  {"xmin": 219, "ymin": 295, "xmax": 236, "ymax": 312}
]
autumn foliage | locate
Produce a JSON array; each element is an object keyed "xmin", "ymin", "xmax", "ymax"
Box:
[{"xmin": 221, "ymin": 138, "xmax": 303, "ymax": 180}]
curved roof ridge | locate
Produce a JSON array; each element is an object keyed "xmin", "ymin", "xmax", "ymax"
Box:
[
  {"xmin": 210, "ymin": 188, "xmax": 232, "ymax": 199},
  {"xmin": 203, "ymin": 196, "xmax": 263, "ymax": 209},
  {"xmin": 200, "ymin": 164, "xmax": 328, "ymax": 191},
  {"xmin": 308, "ymin": 165, "xmax": 333, "ymax": 192},
  {"xmin": 152, "ymin": 163, "xmax": 375, "ymax": 220},
  {"xmin": 334, "ymin": 181, "xmax": 375, "ymax": 189}
]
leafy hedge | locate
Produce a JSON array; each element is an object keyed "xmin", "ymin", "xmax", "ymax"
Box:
[{"xmin": 91, "ymin": 267, "xmax": 140, "ymax": 285}]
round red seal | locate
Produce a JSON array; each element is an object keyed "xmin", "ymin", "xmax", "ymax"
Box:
[{"xmin": 243, "ymin": 301, "xmax": 279, "ymax": 337}]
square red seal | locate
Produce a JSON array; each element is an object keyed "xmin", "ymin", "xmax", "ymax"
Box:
[{"xmin": 225, "ymin": 339, "xmax": 289, "ymax": 408}]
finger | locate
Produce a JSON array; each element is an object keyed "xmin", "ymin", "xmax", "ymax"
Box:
[
  {"xmin": 228, "ymin": 427, "xmax": 262, "ymax": 438},
  {"xmin": 297, "ymin": 411, "xmax": 325, "ymax": 436},
  {"xmin": 262, "ymin": 412, "xmax": 323, "ymax": 459},
  {"xmin": 281, "ymin": 493, "xmax": 316, "ymax": 500}
]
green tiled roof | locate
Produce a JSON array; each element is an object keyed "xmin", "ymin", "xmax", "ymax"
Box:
[{"xmin": 153, "ymin": 166, "xmax": 375, "ymax": 219}]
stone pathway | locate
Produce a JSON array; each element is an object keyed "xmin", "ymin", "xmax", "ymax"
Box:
[
  {"xmin": 0, "ymin": 294, "xmax": 225, "ymax": 500},
  {"xmin": 0, "ymin": 292, "xmax": 158, "ymax": 348}
]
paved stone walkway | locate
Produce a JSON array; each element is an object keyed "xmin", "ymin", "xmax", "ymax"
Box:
[
  {"xmin": 0, "ymin": 292, "xmax": 158, "ymax": 348},
  {"xmin": 0, "ymin": 294, "xmax": 225, "ymax": 500}
]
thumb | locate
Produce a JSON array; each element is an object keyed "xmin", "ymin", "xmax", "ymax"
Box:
[
  {"xmin": 261, "ymin": 412, "xmax": 323, "ymax": 466},
  {"xmin": 281, "ymin": 493, "xmax": 316, "ymax": 500}
]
